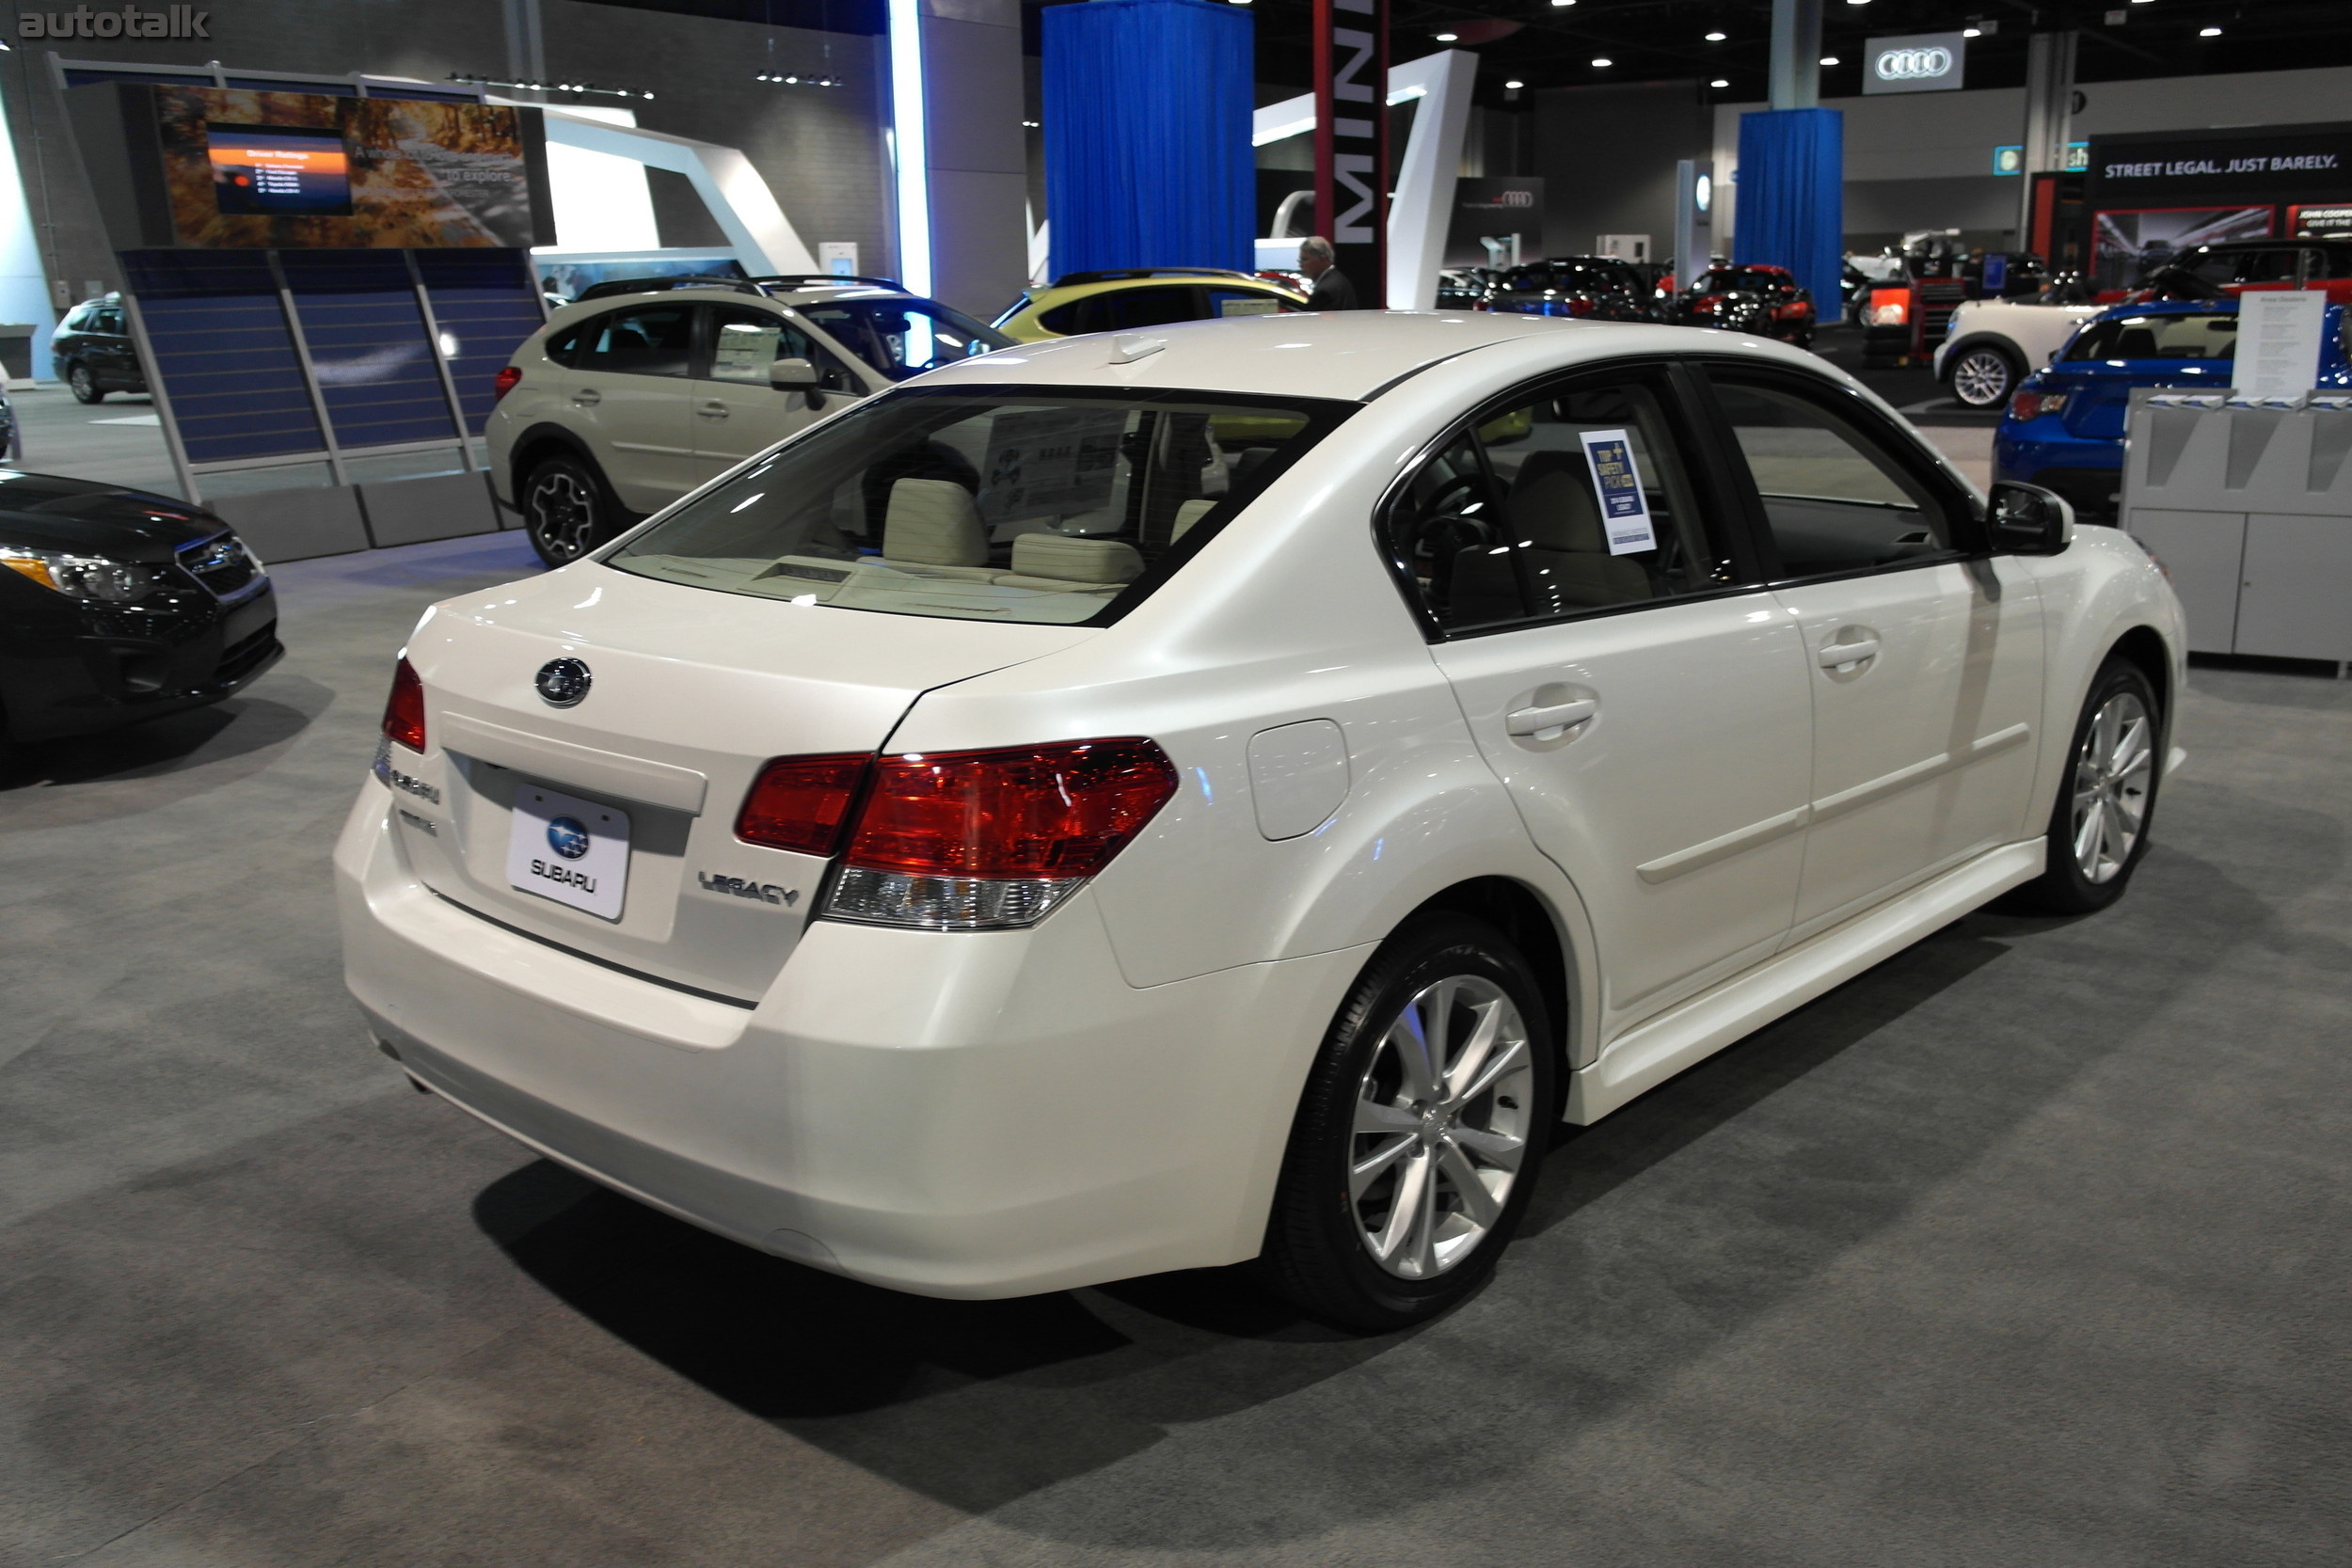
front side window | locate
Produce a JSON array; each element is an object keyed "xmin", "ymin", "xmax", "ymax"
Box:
[
  {"xmin": 2065, "ymin": 311, "xmax": 2238, "ymax": 361},
  {"xmin": 1708, "ymin": 372, "xmax": 1963, "ymax": 579},
  {"xmin": 706, "ymin": 305, "xmax": 855, "ymax": 391},
  {"xmin": 795, "ymin": 297, "xmax": 1012, "ymax": 382},
  {"xmin": 574, "ymin": 305, "xmax": 694, "ymax": 378},
  {"xmin": 608, "ymin": 388, "xmax": 1353, "ymax": 626},
  {"xmin": 1384, "ymin": 372, "xmax": 1738, "ymax": 633}
]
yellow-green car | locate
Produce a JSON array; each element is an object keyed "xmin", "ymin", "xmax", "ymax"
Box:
[{"xmin": 993, "ymin": 268, "xmax": 1310, "ymax": 342}]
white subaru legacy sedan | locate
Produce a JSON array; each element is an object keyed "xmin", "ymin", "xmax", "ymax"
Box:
[{"xmin": 338, "ymin": 312, "xmax": 2185, "ymax": 1330}]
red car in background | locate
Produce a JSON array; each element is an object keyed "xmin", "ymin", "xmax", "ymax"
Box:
[{"xmin": 1671, "ymin": 263, "xmax": 1818, "ymax": 347}]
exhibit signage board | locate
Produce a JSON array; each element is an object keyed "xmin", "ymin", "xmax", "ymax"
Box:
[
  {"xmin": 1863, "ymin": 32, "xmax": 1966, "ymax": 95},
  {"xmin": 1313, "ymin": 0, "xmax": 1389, "ymax": 302},
  {"xmin": 2086, "ymin": 123, "xmax": 2352, "ymax": 206},
  {"xmin": 2234, "ymin": 290, "xmax": 2329, "ymax": 398}
]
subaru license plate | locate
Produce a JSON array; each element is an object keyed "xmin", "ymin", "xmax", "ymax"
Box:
[{"xmin": 506, "ymin": 784, "xmax": 629, "ymax": 921}]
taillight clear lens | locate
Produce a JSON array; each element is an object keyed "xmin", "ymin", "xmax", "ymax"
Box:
[
  {"xmin": 492, "ymin": 365, "xmax": 522, "ymax": 402},
  {"xmin": 2010, "ymin": 389, "xmax": 2067, "ymax": 420},
  {"xmin": 382, "ymin": 657, "xmax": 426, "ymax": 752},
  {"xmin": 824, "ymin": 738, "xmax": 1178, "ymax": 930},
  {"xmin": 737, "ymin": 753, "xmax": 871, "ymax": 855}
]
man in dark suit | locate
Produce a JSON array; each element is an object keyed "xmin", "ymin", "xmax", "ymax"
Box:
[{"xmin": 1299, "ymin": 236, "xmax": 1360, "ymax": 310}]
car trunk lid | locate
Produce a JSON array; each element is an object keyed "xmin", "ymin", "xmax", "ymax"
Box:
[{"xmin": 391, "ymin": 561, "xmax": 1097, "ymax": 1002}]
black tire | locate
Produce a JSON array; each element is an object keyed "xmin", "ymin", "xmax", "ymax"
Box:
[
  {"xmin": 1258, "ymin": 914, "xmax": 1555, "ymax": 1332},
  {"xmin": 2012, "ymin": 656, "xmax": 2163, "ymax": 914},
  {"xmin": 67, "ymin": 362, "xmax": 103, "ymax": 404},
  {"xmin": 1945, "ymin": 342, "xmax": 2024, "ymax": 410},
  {"xmin": 520, "ymin": 452, "xmax": 617, "ymax": 568}
]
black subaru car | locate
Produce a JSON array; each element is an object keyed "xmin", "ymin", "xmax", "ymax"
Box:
[
  {"xmin": 51, "ymin": 293, "xmax": 149, "ymax": 404},
  {"xmin": 0, "ymin": 472, "xmax": 280, "ymax": 748}
]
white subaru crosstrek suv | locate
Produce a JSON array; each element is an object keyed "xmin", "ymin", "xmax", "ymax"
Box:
[
  {"xmin": 485, "ymin": 278, "xmax": 1014, "ymax": 566},
  {"xmin": 342, "ymin": 312, "xmax": 2185, "ymax": 1329}
]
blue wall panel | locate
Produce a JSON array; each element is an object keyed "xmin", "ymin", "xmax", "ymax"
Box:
[
  {"xmin": 280, "ymin": 252, "xmax": 457, "ymax": 450},
  {"xmin": 417, "ymin": 251, "xmax": 546, "ymax": 431},
  {"xmin": 122, "ymin": 252, "xmax": 323, "ymax": 465},
  {"xmin": 1042, "ymin": 0, "xmax": 1253, "ymax": 279}
]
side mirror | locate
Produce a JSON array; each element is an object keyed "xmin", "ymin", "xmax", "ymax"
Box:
[
  {"xmin": 769, "ymin": 356, "xmax": 818, "ymax": 388},
  {"xmin": 1987, "ymin": 480, "xmax": 2074, "ymax": 555}
]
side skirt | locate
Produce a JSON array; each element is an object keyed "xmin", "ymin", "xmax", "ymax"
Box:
[{"xmin": 1563, "ymin": 838, "xmax": 2046, "ymax": 1125}]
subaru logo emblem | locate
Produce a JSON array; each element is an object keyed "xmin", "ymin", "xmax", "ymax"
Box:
[
  {"xmin": 546, "ymin": 816, "xmax": 592, "ymax": 860},
  {"xmin": 534, "ymin": 657, "xmax": 591, "ymax": 707}
]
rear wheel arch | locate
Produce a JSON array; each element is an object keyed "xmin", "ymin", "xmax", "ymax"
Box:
[
  {"xmin": 507, "ymin": 424, "xmax": 606, "ymax": 499},
  {"xmin": 1397, "ymin": 877, "xmax": 1577, "ymax": 1099}
]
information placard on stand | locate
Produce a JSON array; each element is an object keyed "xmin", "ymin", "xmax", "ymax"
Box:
[{"xmin": 2234, "ymin": 290, "xmax": 2328, "ymax": 399}]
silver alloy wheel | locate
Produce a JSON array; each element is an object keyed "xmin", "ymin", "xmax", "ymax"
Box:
[
  {"xmin": 2071, "ymin": 690, "xmax": 2153, "ymax": 883},
  {"xmin": 1350, "ymin": 974, "xmax": 1534, "ymax": 1280},
  {"xmin": 527, "ymin": 468, "xmax": 598, "ymax": 561},
  {"xmin": 1950, "ymin": 347, "xmax": 2016, "ymax": 408}
]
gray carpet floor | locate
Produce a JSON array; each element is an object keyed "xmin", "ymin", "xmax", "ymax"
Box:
[{"xmin": 4, "ymin": 531, "xmax": 2347, "ymax": 1566}]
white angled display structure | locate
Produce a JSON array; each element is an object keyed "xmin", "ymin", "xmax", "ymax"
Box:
[{"xmin": 2123, "ymin": 390, "xmax": 2352, "ymax": 670}]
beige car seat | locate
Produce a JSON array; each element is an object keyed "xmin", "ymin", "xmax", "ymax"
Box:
[
  {"xmin": 882, "ymin": 478, "xmax": 993, "ymax": 576},
  {"xmin": 1446, "ymin": 449, "xmax": 1654, "ymax": 623},
  {"xmin": 1170, "ymin": 499, "xmax": 1216, "ymax": 541},
  {"xmin": 994, "ymin": 533, "xmax": 1145, "ymax": 592}
]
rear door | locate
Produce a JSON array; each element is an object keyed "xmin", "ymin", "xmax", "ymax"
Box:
[
  {"xmin": 1701, "ymin": 364, "xmax": 2045, "ymax": 941},
  {"xmin": 568, "ymin": 303, "xmax": 700, "ymax": 512},
  {"xmin": 688, "ymin": 304, "xmax": 866, "ymax": 478},
  {"xmin": 1412, "ymin": 360, "xmax": 1816, "ymax": 1031}
]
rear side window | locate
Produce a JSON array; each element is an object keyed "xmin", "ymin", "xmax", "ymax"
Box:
[
  {"xmin": 1037, "ymin": 286, "xmax": 1201, "ymax": 335},
  {"xmin": 1383, "ymin": 370, "xmax": 1739, "ymax": 632},
  {"xmin": 2064, "ymin": 312, "xmax": 2237, "ymax": 361},
  {"xmin": 607, "ymin": 387, "xmax": 1354, "ymax": 626},
  {"xmin": 574, "ymin": 305, "xmax": 695, "ymax": 377}
]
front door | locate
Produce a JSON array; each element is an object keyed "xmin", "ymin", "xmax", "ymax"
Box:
[
  {"xmin": 1702, "ymin": 366, "xmax": 2046, "ymax": 940},
  {"xmin": 567, "ymin": 302, "xmax": 700, "ymax": 514},
  {"xmin": 1401, "ymin": 363, "xmax": 1816, "ymax": 1030},
  {"xmin": 689, "ymin": 305, "xmax": 866, "ymax": 479}
]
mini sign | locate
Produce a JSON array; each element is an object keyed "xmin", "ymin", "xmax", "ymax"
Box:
[
  {"xmin": 1864, "ymin": 31, "xmax": 1966, "ymax": 95},
  {"xmin": 1580, "ymin": 429, "xmax": 1658, "ymax": 556}
]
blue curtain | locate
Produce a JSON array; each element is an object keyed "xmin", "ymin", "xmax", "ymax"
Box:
[
  {"xmin": 1042, "ymin": 0, "xmax": 1253, "ymax": 280},
  {"xmin": 1735, "ymin": 108, "xmax": 1844, "ymax": 310}
]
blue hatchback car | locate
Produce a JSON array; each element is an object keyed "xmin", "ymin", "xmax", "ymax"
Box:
[{"xmin": 1994, "ymin": 298, "xmax": 2351, "ymax": 520}]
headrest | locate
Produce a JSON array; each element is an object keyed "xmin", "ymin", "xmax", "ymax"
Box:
[
  {"xmin": 1009, "ymin": 533, "xmax": 1145, "ymax": 584},
  {"xmin": 884, "ymin": 478, "xmax": 987, "ymax": 566},
  {"xmin": 1505, "ymin": 449, "xmax": 1606, "ymax": 553},
  {"xmin": 1170, "ymin": 499, "xmax": 1216, "ymax": 541}
]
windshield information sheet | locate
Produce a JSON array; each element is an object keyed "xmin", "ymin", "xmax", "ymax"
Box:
[{"xmin": 1580, "ymin": 428, "xmax": 1658, "ymax": 555}]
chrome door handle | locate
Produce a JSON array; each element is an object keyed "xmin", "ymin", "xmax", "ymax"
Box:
[
  {"xmin": 1505, "ymin": 698, "xmax": 1597, "ymax": 736},
  {"xmin": 1818, "ymin": 638, "xmax": 1880, "ymax": 669},
  {"xmin": 695, "ymin": 401, "xmax": 729, "ymax": 418},
  {"xmin": 571, "ymin": 388, "xmax": 601, "ymax": 406}
]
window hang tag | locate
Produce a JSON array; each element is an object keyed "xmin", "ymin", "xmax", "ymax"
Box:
[{"xmin": 1580, "ymin": 428, "xmax": 1658, "ymax": 555}]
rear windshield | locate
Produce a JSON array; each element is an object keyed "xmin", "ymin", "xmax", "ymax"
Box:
[
  {"xmin": 2064, "ymin": 312, "xmax": 2237, "ymax": 361},
  {"xmin": 606, "ymin": 387, "xmax": 1356, "ymax": 626}
]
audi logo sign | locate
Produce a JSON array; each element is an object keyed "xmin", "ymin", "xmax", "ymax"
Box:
[
  {"xmin": 1875, "ymin": 47, "xmax": 1952, "ymax": 81},
  {"xmin": 1862, "ymin": 30, "xmax": 1967, "ymax": 95}
]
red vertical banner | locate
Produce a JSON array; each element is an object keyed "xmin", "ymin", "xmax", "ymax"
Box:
[{"xmin": 1313, "ymin": 0, "xmax": 1389, "ymax": 306}]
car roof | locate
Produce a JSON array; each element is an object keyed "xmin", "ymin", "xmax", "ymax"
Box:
[
  {"xmin": 909, "ymin": 310, "xmax": 1821, "ymax": 403},
  {"xmin": 543, "ymin": 283, "xmax": 911, "ymax": 325},
  {"xmin": 1025, "ymin": 273, "xmax": 1304, "ymax": 309},
  {"xmin": 2088, "ymin": 299, "xmax": 2243, "ymax": 319}
]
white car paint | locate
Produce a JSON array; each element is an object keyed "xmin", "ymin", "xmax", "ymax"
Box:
[
  {"xmin": 342, "ymin": 311, "xmax": 2185, "ymax": 1300},
  {"xmin": 1935, "ymin": 295, "xmax": 2105, "ymax": 382}
]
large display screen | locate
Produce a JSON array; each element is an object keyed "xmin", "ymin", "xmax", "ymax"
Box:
[
  {"xmin": 157, "ymin": 87, "xmax": 539, "ymax": 248},
  {"xmin": 2091, "ymin": 206, "xmax": 2273, "ymax": 293},
  {"xmin": 207, "ymin": 125, "xmax": 353, "ymax": 215}
]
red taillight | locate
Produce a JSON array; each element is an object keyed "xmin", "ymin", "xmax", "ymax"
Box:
[
  {"xmin": 1692, "ymin": 293, "xmax": 1724, "ymax": 313},
  {"xmin": 2010, "ymin": 389, "xmax": 2066, "ymax": 421},
  {"xmin": 1565, "ymin": 296, "xmax": 1596, "ymax": 317},
  {"xmin": 382, "ymin": 657, "xmax": 426, "ymax": 752},
  {"xmin": 846, "ymin": 739, "xmax": 1177, "ymax": 879},
  {"xmin": 736, "ymin": 752, "xmax": 871, "ymax": 855},
  {"xmin": 492, "ymin": 365, "xmax": 522, "ymax": 402}
]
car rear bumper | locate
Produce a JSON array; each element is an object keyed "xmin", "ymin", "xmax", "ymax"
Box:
[{"xmin": 335, "ymin": 786, "xmax": 1368, "ymax": 1299}]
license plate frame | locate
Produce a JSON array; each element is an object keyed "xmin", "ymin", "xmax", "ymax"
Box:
[{"xmin": 505, "ymin": 783, "xmax": 630, "ymax": 921}]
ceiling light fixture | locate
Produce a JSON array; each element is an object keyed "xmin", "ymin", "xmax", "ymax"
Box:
[
  {"xmin": 2200, "ymin": 24, "xmax": 2220, "ymax": 34},
  {"xmin": 756, "ymin": 72, "xmax": 844, "ymax": 86},
  {"xmin": 1435, "ymin": 31, "xmax": 1457, "ymax": 40},
  {"xmin": 1705, "ymin": 30, "xmax": 1726, "ymax": 40},
  {"xmin": 1820, "ymin": 55, "xmax": 1839, "ymax": 65},
  {"xmin": 1709, "ymin": 78, "xmax": 1730, "ymax": 87},
  {"xmin": 1504, "ymin": 79, "xmax": 1525, "ymax": 88},
  {"xmin": 1592, "ymin": 56, "xmax": 1612, "ymax": 66},
  {"xmin": 447, "ymin": 71, "xmax": 653, "ymax": 100},
  {"xmin": 1963, "ymin": 26, "xmax": 1980, "ymax": 36},
  {"xmin": 1550, "ymin": 0, "xmax": 1575, "ymax": 8}
]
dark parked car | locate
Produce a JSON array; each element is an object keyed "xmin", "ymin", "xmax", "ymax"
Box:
[
  {"xmin": 1674, "ymin": 264, "xmax": 1818, "ymax": 346},
  {"xmin": 1481, "ymin": 257, "xmax": 1659, "ymax": 321},
  {"xmin": 0, "ymin": 472, "xmax": 279, "ymax": 749},
  {"xmin": 1435, "ymin": 267, "xmax": 1495, "ymax": 309},
  {"xmin": 51, "ymin": 293, "xmax": 148, "ymax": 404},
  {"xmin": 2116, "ymin": 238, "xmax": 2352, "ymax": 307}
]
